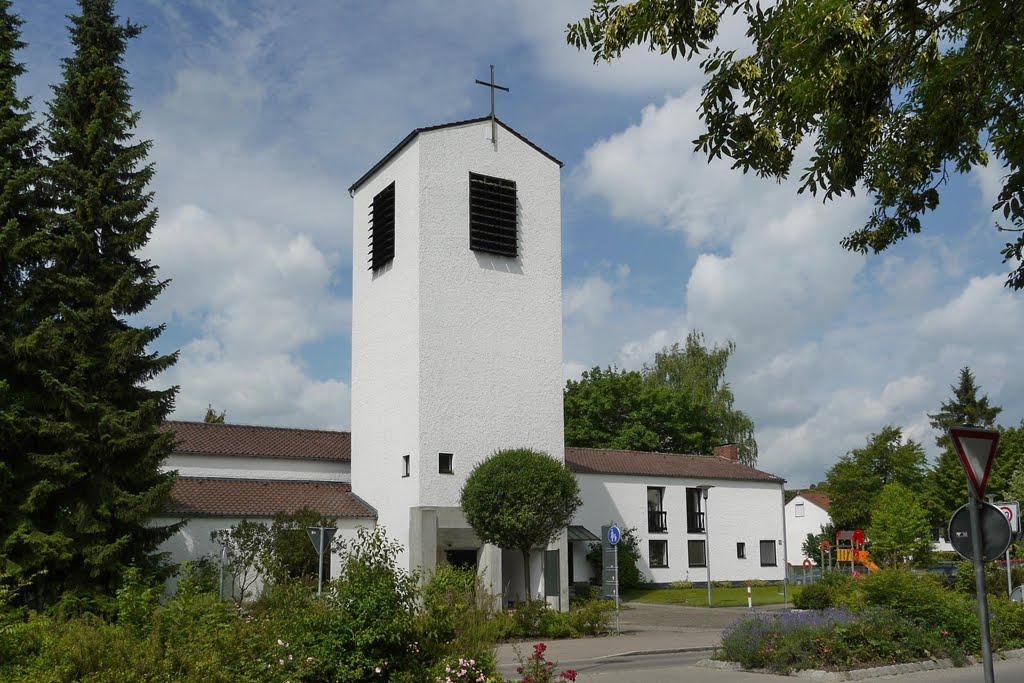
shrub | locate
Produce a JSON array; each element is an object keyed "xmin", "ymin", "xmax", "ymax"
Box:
[
  {"xmin": 493, "ymin": 598, "xmax": 612, "ymax": 640},
  {"xmin": 792, "ymin": 571, "xmax": 855, "ymax": 610},
  {"xmin": 174, "ymin": 556, "xmax": 220, "ymax": 599},
  {"xmin": 421, "ymin": 565, "xmax": 499, "ymax": 671},
  {"xmin": 434, "ymin": 655, "xmax": 491, "ymax": 683},
  {"xmin": 115, "ymin": 567, "xmax": 162, "ymax": 634},
  {"xmin": 859, "ymin": 568, "xmax": 978, "ymax": 653},
  {"xmin": 990, "ymin": 596, "xmax": 1024, "ymax": 651},
  {"xmin": 669, "ymin": 580, "xmax": 693, "ymax": 590},
  {"xmin": 712, "ymin": 580, "xmax": 733, "ymax": 588}
]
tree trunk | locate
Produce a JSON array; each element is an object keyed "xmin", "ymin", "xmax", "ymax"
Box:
[{"xmin": 522, "ymin": 548, "xmax": 531, "ymax": 602}]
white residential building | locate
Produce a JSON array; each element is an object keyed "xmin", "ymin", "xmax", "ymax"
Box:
[
  {"xmin": 784, "ymin": 492, "xmax": 832, "ymax": 565},
  {"xmin": 569, "ymin": 444, "xmax": 787, "ymax": 585}
]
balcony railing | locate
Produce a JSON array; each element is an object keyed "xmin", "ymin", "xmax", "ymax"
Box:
[
  {"xmin": 687, "ymin": 511, "xmax": 706, "ymax": 533},
  {"xmin": 647, "ymin": 510, "xmax": 667, "ymax": 533}
]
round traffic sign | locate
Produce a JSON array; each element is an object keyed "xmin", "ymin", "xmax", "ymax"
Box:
[
  {"xmin": 1012, "ymin": 586, "xmax": 1024, "ymax": 604},
  {"xmin": 607, "ymin": 525, "xmax": 620, "ymax": 546},
  {"xmin": 948, "ymin": 502, "xmax": 1012, "ymax": 562},
  {"xmin": 803, "ymin": 559, "xmax": 813, "ymax": 569},
  {"xmin": 819, "ymin": 540, "xmax": 831, "ymax": 552}
]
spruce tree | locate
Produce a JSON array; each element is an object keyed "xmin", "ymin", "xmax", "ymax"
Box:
[
  {"xmin": 6, "ymin": 0, "xmax": 179, "ymax": 602},
  {"xmin": 925, "ymin": 367, "xmax": 1001, "ymax": 528},
  {"xmin": 0, "ymin": 0, "xmax": 47, "ymax": 589}
]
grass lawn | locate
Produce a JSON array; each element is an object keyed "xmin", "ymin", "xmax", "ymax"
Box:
[{"xmin": 625, "ymin": 584, "xmax": 804, "ymax": 608}]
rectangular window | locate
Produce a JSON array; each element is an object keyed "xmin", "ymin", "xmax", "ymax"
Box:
[
  {"xmin": 794, "ymin": 502, "xmax": 805, "ymax": 518},
  {"xmin": 649, "ymin": 540, "xmax": 668, "ymax": 568},
  {"xmin": 647, "ymin": 486, "xmax": 667, "ymax": 533},
  {"xmin": 687, "ymin": 540, "xmax": 706, "ymax": 567},
  {"xmin": 737, "ymin": 542, "xmax": 746, "ymax": 559},
  {"xmin": 686, "ymin": 487, "xmax": 705, "ymax": 533},
  {"xmin": 402, "ymin": 455, "xmax": 410, "ymax": 478},
  {"xmin": 438, "ymin": 452, "xmax": 454, "ymax": 475},
  {"xmin": 469, "ymin": 172, "xmax": 517, "ymax": 257},
  {"xmin": 369, "ymin": 181, "xmax": 395, "ymax": 271},
  {"xmin": 760, "ymin": 540, "xmax": 777, "ymax": 567}
]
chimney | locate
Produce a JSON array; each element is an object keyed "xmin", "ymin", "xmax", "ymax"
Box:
[{"xmin": 713, "ymin": 443, "xmax": 738, "ymax": 462}]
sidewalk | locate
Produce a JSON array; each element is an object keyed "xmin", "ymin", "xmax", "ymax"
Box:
[{"xmin": 497, "ymin": 601, "xmax": 771, "ymax": 668}]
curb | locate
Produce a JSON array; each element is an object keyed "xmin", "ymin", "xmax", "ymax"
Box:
[
  {"xmin": 595, "ymin": 646, "xmax": 716, "ymax": 659},
  {"xmin": 698, "ymin": 648, "xmax": 1024, "ymax": 680}
]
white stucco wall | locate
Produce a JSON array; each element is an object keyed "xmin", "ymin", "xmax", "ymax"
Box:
[
  {"xmin": 351, "ymin": 138, "xmax": 422, "ymax": 569},
  {"xmin": 784, "ymin": 495, "xmax": 832, "ymax": 565},
  {"xmin": 350, "ymin": 120, "xmax": 564, "ymax": 580},
  {"xmin": 162, "ymin": 454, "xmax": 350, "ymax": 482},
  {"xmin": 416, "ymin": 121, "xmax": 564, "ymax": 508},
  {"xmin": 155, "ymin": 515, "xmax": 372, "ymax": 597},
  {"xmin": 573, "ymin": 473, "xmax": 787, "ymax": 584}
]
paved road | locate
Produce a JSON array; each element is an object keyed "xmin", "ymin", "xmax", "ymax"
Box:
[{"xmin": 570, "ymin": 655, "xmax": 1024, "ymax": 682}]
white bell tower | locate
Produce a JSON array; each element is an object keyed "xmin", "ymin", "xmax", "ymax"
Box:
[{"xmin": 348, "ymin": 115, "xmax": 567, "ymax": 605}]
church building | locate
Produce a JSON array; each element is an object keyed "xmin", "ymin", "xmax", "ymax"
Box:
[{"xmin": 156, "ymin": 115, "xmax": 788, "ymax": 604}]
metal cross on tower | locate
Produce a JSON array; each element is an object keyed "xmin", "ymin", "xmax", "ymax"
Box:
[{"xmin": 475, "ymin": 64, "xmax": 509, "ymax": 145}]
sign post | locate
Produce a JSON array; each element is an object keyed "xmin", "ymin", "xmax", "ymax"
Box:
[
  {"xmin": 602, "ymin": 524, "xmax": 620, "ymax": 632},
  {"xmin": 306, "ymin": 525, "xmax": 338, "ymax": 596},
  {"xmin": 997, "ymin": 501, "xmax": 1020, "ymax": 598},
  {"xmin": 949, "ymin": 426, "xmax": 1001, "ymax": 683}
]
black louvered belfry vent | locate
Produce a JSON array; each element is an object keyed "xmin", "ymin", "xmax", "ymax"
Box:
[
  {"xmin": 469, "ymin": 172, "xmax": 517, "ymax": 257},
  {"xmin": 369, "ymin": 182, "xmax": 396, "ymax": 271}
]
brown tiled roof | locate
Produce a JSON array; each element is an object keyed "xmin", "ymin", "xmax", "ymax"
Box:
[
  {"xmin": 564, "ymin": 447, "xmax": 784, "ymax": 483},
  {"xmin": 162, "ymin": 421, "xmax": 351, "ymax": 461},
  {"xmin": 163, "ymin": 477, "xmax": 375, "ymax": 518},
  {"xmin": 796, "ymin": 491, "xmax": 831, "ymax": 512}
]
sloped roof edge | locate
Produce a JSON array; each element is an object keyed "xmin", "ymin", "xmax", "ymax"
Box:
[{"xmin": 348, "ymin": 116, "xmax": 564, "ymax": 196}]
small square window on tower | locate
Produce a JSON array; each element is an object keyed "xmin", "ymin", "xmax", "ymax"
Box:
[
  {"xmin": 369, "ymin": 181, "xmax": 395, "ymax": 271},
  {"xmin": 438, "ymin": 452, "xmax": 454, "ymax": 475},
  {"xmin": 402, "ymin": 454, "xmax": 410, "ymax": 478},
  {"xmin": 469, "ymin": 172, "xmax": 517, "ymax": 257}
]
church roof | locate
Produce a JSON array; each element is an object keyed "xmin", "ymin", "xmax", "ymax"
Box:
[
  {"xmin": 348, "ymin": 116, "xmax": 564, "ymax": 195},
  {"xmin": 163, "ymin": 477, "xmax": 375, "ymax": 518},
  {"xmin": 564, "ymin": 446, "xmax": 784, "ymax": 483},
  {"xmin": 163, "ymin": 421, "xmax": 351, "ymax": 461}
]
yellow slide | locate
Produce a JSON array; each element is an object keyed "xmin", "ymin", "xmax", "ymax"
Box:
[{"xmin": 855, "ymin": 549, "xmax": 880, "ymax": 572}]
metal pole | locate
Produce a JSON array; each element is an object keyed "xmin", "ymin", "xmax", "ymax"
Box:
[
  {"xmin": 1008, "ymin": 545, "xmax": 1014, "ymax": 599},
  {"xmin": 317, "ymin": 524, "xmax": 325, "ymax": 596},
  {"xmin": 613, "ymin": 544, "xmax": 620, "ymax": 633},
  {"xmin": 780, "ymin": 487, "xmax": 789, "ymax": 607},
  {"xmin": 489, "ymin": 65, "xmax": 496, "ymax": 143},
  {"xmin": 968, "ymin": 493, "xmax": 996, "ymax": 683},
  {"xmin": 706, "ymin": 494, "xmax": 713, "ymax": 608},
  {"xmin": 218, "ymin": 545, "xmax": 226, "ymax": 601}
]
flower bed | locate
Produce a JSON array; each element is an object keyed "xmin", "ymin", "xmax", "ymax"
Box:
[{"xmin": 718, "ymin": 608, "xmax": 963, "ymax": 674}]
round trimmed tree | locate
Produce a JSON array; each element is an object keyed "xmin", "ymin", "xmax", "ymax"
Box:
[{"xmin": 460, "ymin": 448, "xmax": 582, "ymax": 601}]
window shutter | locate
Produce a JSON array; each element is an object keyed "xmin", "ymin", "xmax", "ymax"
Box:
[
  {"xmin": 469, "ymin": 172, "xmax": 517, "ymax": 257},
  {"xmin": 369, "ymin": 182, "xmax": 395, "ymax": 271}
]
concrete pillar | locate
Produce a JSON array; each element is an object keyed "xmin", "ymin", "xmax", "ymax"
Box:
[
  {"xmin": 408, "ymin": 507, "xmax": 438, "ymax": 577},
  {"xmin": 478, "ymin": 543, "xmax": 503, "ymax": 610}
]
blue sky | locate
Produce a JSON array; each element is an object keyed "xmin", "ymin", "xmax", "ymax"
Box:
[{"xmin": 15, "ymin": 1, "xmax": 1024, "ymax": 487}]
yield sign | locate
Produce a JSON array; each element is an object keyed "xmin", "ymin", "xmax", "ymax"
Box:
[{"xmin": 948, "ymin": 426, "xmax": 1000, "ymax": 499}]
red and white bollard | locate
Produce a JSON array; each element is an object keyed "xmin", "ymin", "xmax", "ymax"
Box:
[{"xmin": 747, "ymin": 580, "xmax": 752, "ymax": 609}]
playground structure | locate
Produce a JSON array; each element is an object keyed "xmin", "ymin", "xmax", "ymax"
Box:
[{"xmin": 835, "ymin": 529, "xmax": 880, "ymax": 573}]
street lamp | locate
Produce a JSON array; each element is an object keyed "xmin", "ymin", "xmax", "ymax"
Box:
[{"xmin": 697, "ymin": 485, "xmax": 714, "ymax": 608}]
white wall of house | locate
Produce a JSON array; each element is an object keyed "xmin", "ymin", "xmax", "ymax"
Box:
[
  {"xmin": 785, "ymin": 495, "xmax": 832, "ymax": 565},
  {"xmin": 154, "ymin": 515, "xmax": 373, "ymax": 598},
  {"xmin": 572, "ymin": 473, "xmax": 786, "ymax": 584},
  {"xmin": 162, "ymin": 454, "xmax": 350, "ymax": 482}
]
